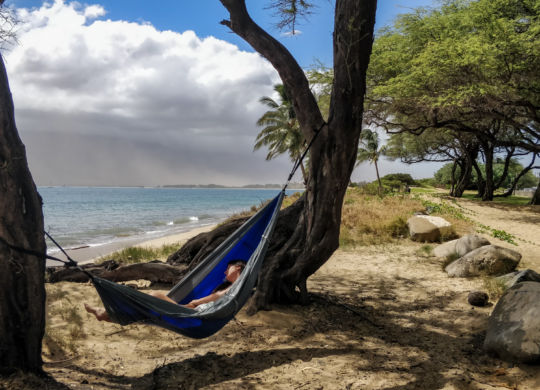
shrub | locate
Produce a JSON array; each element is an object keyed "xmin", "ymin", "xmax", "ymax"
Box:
[
  {"xmin": 381, "ymin": 173, "xmax": 418, "ymax": 186},
  {"xmin": 340, "ymin": 188, "xmax": 425, "ymax": 247}
]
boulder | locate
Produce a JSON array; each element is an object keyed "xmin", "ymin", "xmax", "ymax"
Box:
[
  {"xmin": 468, "ymin": 291, "xmax": 489, "ymax": 307},
  {"xmin": 445, "ymin": 245, "xmax": 521, "ymax": 277},
  {"xmin": 484, "ymin": 282, "xmax": 540, "ymax": 363},
  {"xmin": 407, "ymin": 215, "xmax": 453, "ymax": 242},
  {"xmin": 497, "ymin": 269, "xmax": 540, "ymax": 289},
  {"xmin": 455, "ymin": 234, "xmax": 490, "ymax": 256},
  {"xmin": 433, "ymin": 234, "xmax": 490, "ymax": 259},
  {"xmin": 433, "ymin": 239, "xmax": 458, "ymax": 258}
]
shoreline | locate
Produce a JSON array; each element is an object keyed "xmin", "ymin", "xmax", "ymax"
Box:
[{"xmin": 46, "ymin": 224, "xmax": 216, "ymax": 266}]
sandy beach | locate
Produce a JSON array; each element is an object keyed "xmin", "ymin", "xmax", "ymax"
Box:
[{"xmin": 47, "ymin": 225, "xmax": 217, "ymax": 266}]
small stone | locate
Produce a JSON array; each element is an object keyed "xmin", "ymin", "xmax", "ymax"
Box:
[{"xmin": 468, "ymin": 291, "xmax": 489, "ymax": 307}]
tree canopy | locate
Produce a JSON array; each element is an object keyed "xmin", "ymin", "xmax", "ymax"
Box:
[{"xmin": 366, "ymin": 0, "xmax": 539, "ymax": 200}]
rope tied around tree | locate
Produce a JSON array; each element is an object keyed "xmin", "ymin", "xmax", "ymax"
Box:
[{"xmin": 0, "ymin": 231, "xmax": 94, "ymax": 279}]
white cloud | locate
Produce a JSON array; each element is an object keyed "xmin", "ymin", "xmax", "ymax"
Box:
[
  {"xmin": 6, "ymin": 0, "xmax": 286, "ymax": 186},
  {"xmin": 83, "ymin": 4, "xmax": 105, "ymax": 19},
  {"xmin": 281, "ymin": 30, "xmax": 303, "ymax": 37}
]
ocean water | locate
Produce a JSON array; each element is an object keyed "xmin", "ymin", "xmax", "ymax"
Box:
[{"xmin": 39, "ymin": 187, "xmax": 298, "ymax": 254}]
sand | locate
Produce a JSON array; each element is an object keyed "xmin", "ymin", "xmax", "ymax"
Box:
[
  {"xmin": 5, "ymin": 198, "xmax": 540, "ymax": 389},
  {"xmin": 47, "ymin": 225, "xmax": 216, "ymax": 265}
]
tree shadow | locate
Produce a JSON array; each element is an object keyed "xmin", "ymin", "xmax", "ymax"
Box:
[
  {"xmin": 45, "ymin": 263, "xmax": 533, "ymax": 389},
  {"xmin": 133, "ymin": 347, "xmax": 356, "ymax": 389},
  {"xmin": 0, "ymin": 371, "xmax": 72, "ymax": 390},
  {"xmin": 109, "ymin": 270, "xmax": 523, "ymax": 390}
]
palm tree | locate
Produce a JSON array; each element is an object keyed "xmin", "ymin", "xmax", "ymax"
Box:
[
  {"xmin": 254, "ymin": 84, "xmax": 307, "ymax": 184},
  {"xmin": 356, "ymin": 129, "xmax": 386, "ymax": 196}
]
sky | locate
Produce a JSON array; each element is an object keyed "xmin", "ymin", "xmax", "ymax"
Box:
[{"xmin": 3, "ymin": 0, "xmax": 440, "ymax": 186}]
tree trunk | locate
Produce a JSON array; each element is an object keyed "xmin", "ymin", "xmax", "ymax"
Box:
[
  {"xmin": 374, "ymin": 159, "xmax": 382, "ymax": 196},
  {"xmin": 495, "ymin": 153, "xmax": 538, "ymax": 198},
  {"xmin": 482, "ymin": 143, "xmax": 495, "ymax": 201},
  {"xmin": 449, "ymin": 160, "xmax": 457, "ymax": 196},
  {"xmin": 299, "ymin": 161, "xmax": 307, "ymax": 186},
  {"xmin": 473, "ymin": 159, "xmax": 485, "ymax": 198},
  {"xmin": 453, "ymin": 160, "xmax": 471, "ymax": 198},
  {"xmin": 530, "ymin": 180, "xmax": 540, "ymax": 205},
  {"xmin": 218, "ymin": 0, "xmax": 377, "ymax": 311},
  {"xmin": 0, "ymin": 56, "xmax": 46, "ymax": 374},
  {"xmin": 494, "ymin": 147, "xmax": 515, "ymax": 189}
]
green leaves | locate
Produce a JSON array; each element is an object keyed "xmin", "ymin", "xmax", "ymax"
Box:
[
  {"xmin": 254, "ymin": 84, "xmax": 305, "ymax": 163},
  {"xmin": 367, "ymin": 0, "xmax": 540, "ymax": 120},
  {"xmin": 356, "ymin": 129, "xmax": 385, "ymax": 165}
]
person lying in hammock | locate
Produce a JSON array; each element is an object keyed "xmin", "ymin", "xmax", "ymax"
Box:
[{"xmin": 84, "ymin": 259, "xmax": 247, "ymax": 322}]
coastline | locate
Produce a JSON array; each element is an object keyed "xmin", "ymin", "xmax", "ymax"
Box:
[{"xmin": 46, "ymin": 224, "xmax": 216, "ymax": 266}]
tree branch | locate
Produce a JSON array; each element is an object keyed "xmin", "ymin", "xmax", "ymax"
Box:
[{"xmin": 219, "ymin": 0, "xmax": 324, "ymax": 137}]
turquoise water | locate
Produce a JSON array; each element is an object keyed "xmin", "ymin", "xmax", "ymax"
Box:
[{"xmin": 39, "ymin": 187, "xmax": 297, "ymax": 253}]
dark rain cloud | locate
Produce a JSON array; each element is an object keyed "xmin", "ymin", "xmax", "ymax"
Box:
[{"xmin": 7, "ymin": 2, "xmax": 288, "ymax": 186}]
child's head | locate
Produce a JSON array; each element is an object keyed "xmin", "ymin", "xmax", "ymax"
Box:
[{"xmin": 224, "ymin": 260, "xmax": 247, "ymax": 282}]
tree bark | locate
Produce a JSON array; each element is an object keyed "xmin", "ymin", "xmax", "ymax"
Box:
[
  {"xmin": 473, "ymin": 159, "xmax": 485, "ymax": 198},
  {"xmin": 482, "ymin": 143, "xmax": 495, "ymax": 201},
  {"xmin": 530, "ymin": 180, "xmax": 540, "ymax": 205},
  {"xmin": 453, "ymin": 161, "xmax": 471, "ymax": 198},
  {"xmin": 218, "ymin": 0, "xmax": 377, "ymax": 311},
  {"xmin": 0, "ymin": 56, "xmax": 46, "ymax": 374},
  {"xmin": 449, "ymin": 159, "xmax": 457, "ymax": 196}
]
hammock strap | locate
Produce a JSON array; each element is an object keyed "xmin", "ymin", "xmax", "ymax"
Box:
[
  {"xmin": 0, "ymin": 233, "xmax": 95, "ymax": 280},
  {"xmin": 283, "ymin": 122, "xmax": 325, "ymax": 191}
]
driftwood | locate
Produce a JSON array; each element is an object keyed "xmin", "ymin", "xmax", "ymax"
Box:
[{"xmin": 47, "ymin": 259, "xmax": 188, "ymax": 284}]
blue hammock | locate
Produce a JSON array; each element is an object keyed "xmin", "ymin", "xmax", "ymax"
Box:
[{"xmin": 89, "ymin": 191, "xmax": 284, "ymax": 338}]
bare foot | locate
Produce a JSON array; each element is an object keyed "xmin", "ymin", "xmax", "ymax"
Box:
[{"xmin": 84, "ymin": 303, "xmax": 111, "ymax": 322}]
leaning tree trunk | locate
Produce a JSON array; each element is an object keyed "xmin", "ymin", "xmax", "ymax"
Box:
[
  {"xmin": 453, "ymin": 163, "xmax": 470, "ymax": 198},
  {"xmin": 473, "ymin": 159, "xmax": 485, "ymax": 198},
  {"xmin": 218, "ymin": 0, "xmax": 377, "ymax": 311},
  {"xmin": 0, "ymin": 56, "xmax": 46, "ymax": 374},
  {"xmin": 531, "ymin": 180, "xmax": 540, "ymax": 205}
]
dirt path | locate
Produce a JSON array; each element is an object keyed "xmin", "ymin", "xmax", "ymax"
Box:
[{"xmin": 451, "ymin": 198, "xmax": 540, "ymax": 270}]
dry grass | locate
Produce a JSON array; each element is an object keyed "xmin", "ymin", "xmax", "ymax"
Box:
[
  {"xmin": 96, "ymin": 242, "xmax": 184, "ymax": 264},
  {"xmin": 43, "ymin": 284, "xmax": 87, "ymax": 357},
  {"xmin": 482, "ymin": 276, "xmax": 508, "ymax": 300},
  {"xmin": 340, "ymin": 189, "xmax": 425, "ymax": 247}
]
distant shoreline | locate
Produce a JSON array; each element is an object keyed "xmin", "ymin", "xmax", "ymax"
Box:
[{"xmin": 38, "ymin": 184, "xmax": 306, "ymax": 190}]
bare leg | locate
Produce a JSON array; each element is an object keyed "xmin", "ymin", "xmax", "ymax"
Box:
[{"xmin": 84, "ymin": 303, "xmax": 112, "ymax": 322}]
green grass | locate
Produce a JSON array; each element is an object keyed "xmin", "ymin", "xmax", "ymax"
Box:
[
  {"xmin": 417, "ymin": 198, "xmax": 468, "ymax": 221},
  {"xmin": 97, "ymin": 242, "xmax": 185, "ymax": 264},
  {"xmin": 416, "ymin": 244, "xmax": 434, "ymax": 257},
  {"xmin": 460, "ymin": 192, "xmax": 531, "ymax": 206},
  {"xmin": 476, "ymin": 223, "xmax": 518, "ymax": 246}
]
